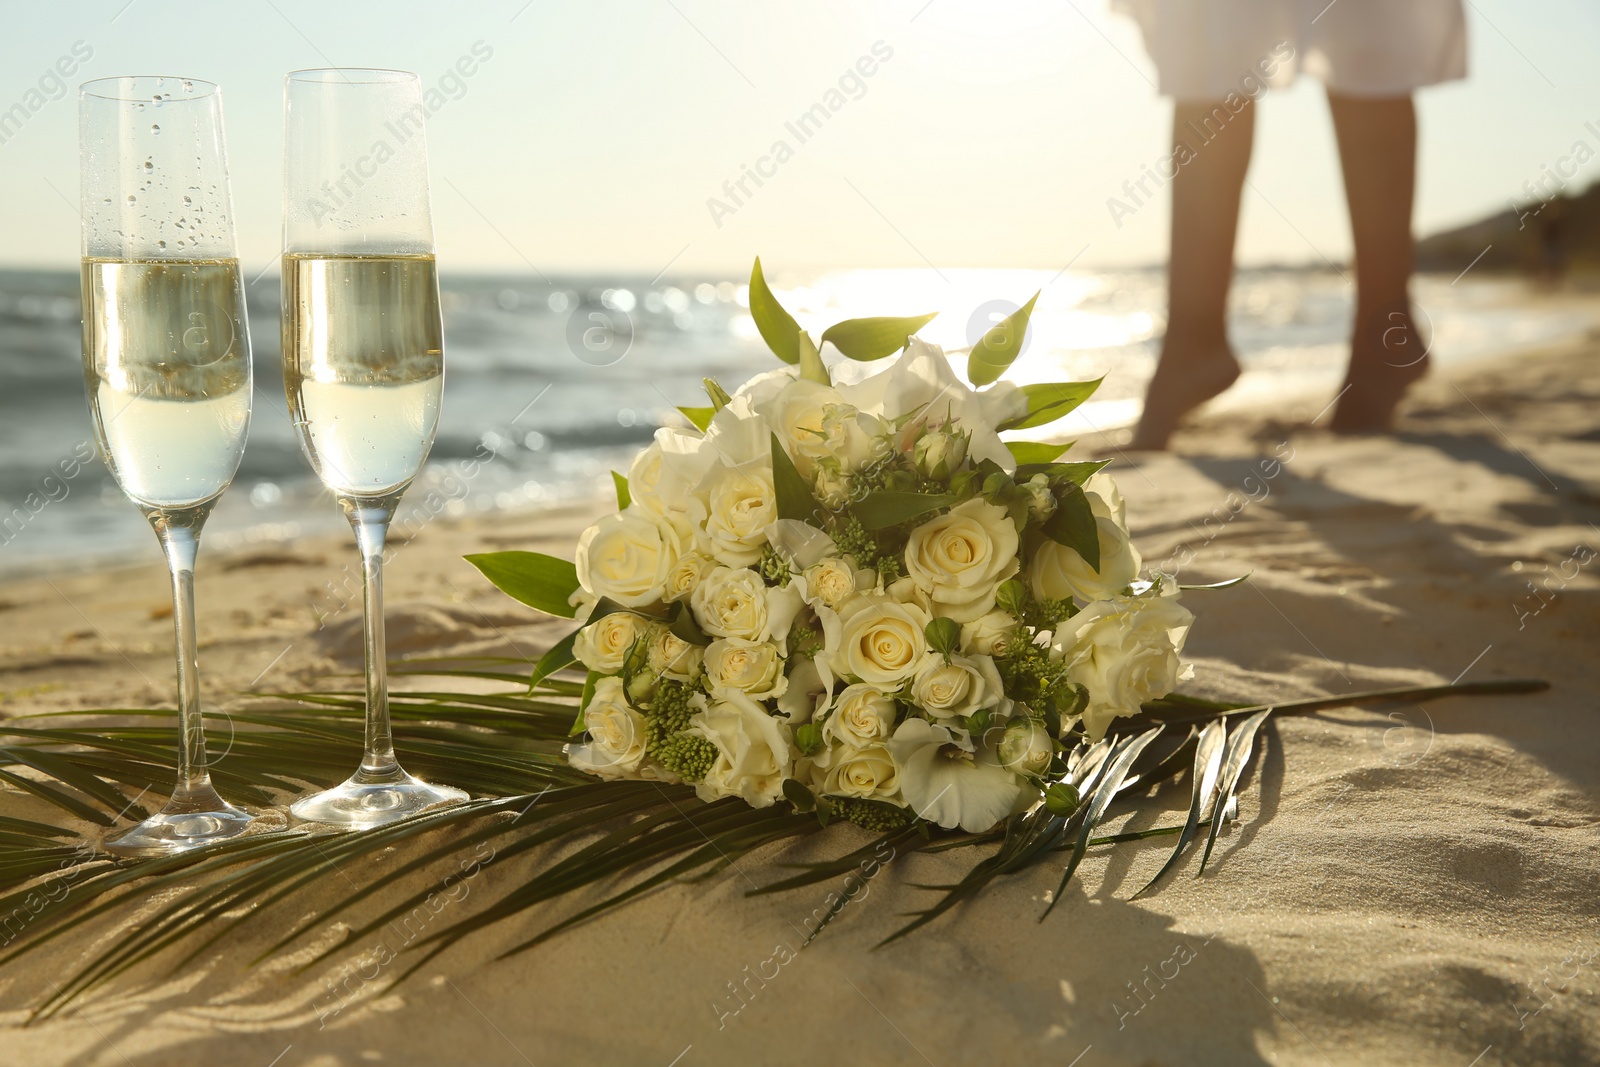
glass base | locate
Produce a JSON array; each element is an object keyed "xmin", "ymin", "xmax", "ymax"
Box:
[
  {"xmin": 104, "ymin": 785, "xmax": 254, "ymax": 858},
  {"xmin": 290, "ymin": 767, "xmax": 468, "ymax": 829}
]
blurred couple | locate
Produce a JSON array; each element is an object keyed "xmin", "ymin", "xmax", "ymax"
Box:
[{"xmin": 1114, "ymin": 0, "xmax": 1467, "ymax": 449}]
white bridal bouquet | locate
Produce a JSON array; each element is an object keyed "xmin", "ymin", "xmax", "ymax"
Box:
[{"xmin": 476, "ymin": 260, "xmax": 1197, "ymax": 835}]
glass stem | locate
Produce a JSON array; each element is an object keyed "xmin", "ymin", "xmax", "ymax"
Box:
[
  {"xmin": 150, "ymin": 504, "xmax": 215, "ymax": 798},
  {"xmin": 348, "ymin": 500, "xmax": 401, "ymax": 778}
]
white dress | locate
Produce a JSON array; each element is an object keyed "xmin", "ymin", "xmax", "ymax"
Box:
[{"xmin": 1113, "ymin": 0, "xmax": 1467, "ymax": 100}]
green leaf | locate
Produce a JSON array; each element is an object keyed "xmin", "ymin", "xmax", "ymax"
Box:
[
  {"xmin": 797, "ymin": 331, "xmax": 830, "ymax": 385},
  {"xmin": 783, "ymin": 778, "xmax": 818, "ymax": 811},
  {"xmin": 677, "ymin": 406, "xmax": 714, "ymax": 432},
  {"xmin": 1004, "ymin": 440, "xmax": 1071, "ymax": 466},
  {"xmin": 853, "ymin": 491, "xmax": 958, "ymax": 531},
  {"xmin": 925, "ymin": 617, "xmax": 960, "ymax": 657},
  {"xmin": 668, "ymin": 602, "xmax": 710, "ymax": 646},
  {"xmin": 465, "ymin": 552, "xmax": 580, "ymax": 618},
  {"xmin": 1013, "ymin": 459, "xmax": 1111, "ymax": 485},
  {"xmin": 793, "ymin": 724, "xmax": 824, "ymax": 757},
  {"xmin": 771, "ymin": 434, "xmax": 819, "ymax": 522},
  {"xmin": 1042, "ymin": 485, "xmax": 1100, "ymax": 572},
  {"xmin": 1043, "ymin": 782, "xmax": 1080, "ymax": 816},
  {"xmin": 572, "ymin": 671, "xmax": 600, "ymax": 735},
  {"xmin": 703, "ymin": 378, "xmax": 732, "ymax": 412},
  {"xmin": 749, "ymin": 257, "xmax": 802, "ymax": 364},
  {"xmin": 530, "ymin": 629, "xmax": 581, "ymax": 692},
  {"xmin": 610, "ymin": 471, "xmax": 630, "ymax": 510},
  {"xmin": 820, "ymin": 313, "xmax": 937, "ymax": 362},
  {"xmin": 1000, "ymin": 379, "xmax": 1105, "ymax": 431},
  {"xmin": 966, "ymin": 291, "xmax": 1037, "ymax": 386}
]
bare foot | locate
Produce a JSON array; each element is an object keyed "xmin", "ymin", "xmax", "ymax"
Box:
[
  {"xmin": 1128, "ymin": 342, "xmax": 1241, "ymax": 450},
  {"xmin": 1329, "ymin": 309, "xmax": 1429, "ymax": 434}
]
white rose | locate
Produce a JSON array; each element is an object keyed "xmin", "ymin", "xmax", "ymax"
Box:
[
  {"xmin": 818, "ymin": 742, "xmax": 900, "ymax": 801},
  {"xmin": 697, "ymin": 461, "xmax": 778, "ymax": 568},
  {"xmin": 689, "ymin": 692, "xmax": 793, "ymax": 807},
  {"xmin": 903, "ymin": 498, "xmax": 1020, "ymax": 623},
  {"xmin": 575, "ymin": 508, "xmax": 681, "ymax": 609},
  {"xmin": 1051, "ymin": 585, "xmax": 1194, "ymax": 740},
  {"xmin": 704, "ymin": 638, "xmax": 787, "ymax": 700},
  {"xmin": 573, "ymin": 611, "xmax": 647, "ymax": 673},
  {"xmin": 1029, "ymin": 473, "xmax": 1141, "ymax": 603},
  {"xmin": 835, "ymin": 596, "xmax": 931, "ymax": 688},
  {"xmin": 690, "ymin": 566, "xmax": 803, "ymax": 644},
  {"xmin": 822, "ymin": 683, "xmax": 898, "ymax": 748},
  {"xmin": 997, "ymin": 718, "xmax": 1054, "ymax": 777},
  {"xmin": 802, "ymin": 557, "xmax": 868, "ymax": 612},
  {"xmin": 912, "ymin": 428, "xmax": 968, "ymax": 480},
  {"xmin": 663, "ymin": 551, "xmax": 716, "ymax": 603},
  {"xmin": 813, "ymin": 465, "xmax": 851, "ymax": 510},
  {"xmin": 960, "ymin": 610, "xmax": 1020, "ymax": 657},
  {"xmin": 647, "ymin": 627, "xmax": 703, "ymax": 682},
  {"xmin": 909, "ymin": 652, "xmax": 1002, "ymax": 719},
  {"xmin": 566, "ymin": 676, "xmax": 648, "ymax": 778},
  {"xmin": 625, "ymin": 440, "xmax": 695, "ymax": 535}
]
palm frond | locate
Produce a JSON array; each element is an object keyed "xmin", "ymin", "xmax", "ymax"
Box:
[{"xmin": 0, "ymin": 668, "xmax": 1546, "ymax": 1017}]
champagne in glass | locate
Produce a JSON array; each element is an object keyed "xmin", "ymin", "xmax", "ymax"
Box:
[
  {"xmin": 282, "ymin": 69, "xmax": 466, "ymax": 827},
  {"xmin": 79, "ymin": 77, "xmax": 254, "ymax": 856}
]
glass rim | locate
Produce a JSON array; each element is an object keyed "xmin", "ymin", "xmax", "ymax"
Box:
[
  {"xmin": 285, "ymin": 67, "xmax": 420, "ymax": 86},
  {"xmin": 79, "ymin": 75, "xmax": 219, "ymax": 102}
]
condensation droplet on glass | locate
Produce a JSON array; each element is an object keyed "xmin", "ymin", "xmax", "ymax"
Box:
[
  {"xmin": 143, "ymin": 160, "xmax": 153, "ymax": 173},
  {"xmin": 151, "ymin": 124, "xmax": 160, "ymax": 134},
  {"xmin": 181, "ymin": 80, "xmax": 193, "ymax": 92},
  {"xmin": 126, "ymin": 195, "xmax": 136, "ymax": 205},
  {"xmin": 182, "ymin": 195, "xmax": 192, "ymax": 206},
  {"xmin": 157, "ymin": 240, "xmax": 167, "ymax": 250}
]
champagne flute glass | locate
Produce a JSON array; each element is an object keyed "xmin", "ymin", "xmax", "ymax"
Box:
[
  {"xmin": 79, "ymin": 76, "xmax": 254, "ymax": 856},
  {"xmin": 281, "ymin": 69, "xmax": 466, "ymax": 827}
]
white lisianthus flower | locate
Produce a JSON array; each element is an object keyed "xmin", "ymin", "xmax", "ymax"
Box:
[
  {"xmin": 903, "ymin": 498, "xmax": 1020, "ymax": 623},
  {"xmin": 575, "ymin": 508, "xmax": 682, "ymax": 609},
  {"xmin": 801, "ymin": 557, "xmax": 869, "ymax": 613},
  {"xmin": 566, "ymin": 677, "xmax": 648, "ymax": 778},
  {"xmin": 1029, "ymin": 473, "xmax": 1141, "ymax": 603},
  {"xmin": 704, "ymin": 638, "xmax": 788, "ymax": 700},
  {"xmin": 834, "ymin": 338, "xmax": 1020, "ymax": 470},
  {"xmin": 690, "ymin": 566, "xmax": 803, "ymax": 643},
  {"xmin": 909, "ymin": 652, "xmax": 1003, "ymax": 719},
  {"xmin": 573, "ymin": 611, "xmax": 647, "ymax": 674},
  {"xmin": 997, "ymin": 718, "xmax": 1054, "ymax": 777},
  {"xmin": 647, "ymin": 626, "xmax": 703, "ymax": 683},
  {"xmin": 697, "ymin": 462, "xmax": 778, "ymax": 568},
  {"xmin": 835, "ymin": 596, "xmax": 931, "ymax": 688},
  {"xmin": 889, "ymin": 717, "xmax": 1024, "ymax": 832},
  {"xmin": 960, "ymin": 610, "xmax": 1020, "ymax": 657},
  {"xmin": 821, "ymin": 683, "xmax": 898, "ymax": 748},
  {"xmin": 689, "ymin": 692, "xmax": 793, "ymax": 807},
  {"xmin": 818, "ymin": 742, "xmax": 900, "ymax": 801},
  {"xmin": 777, "ymin": 655, "xmax": 828, "ymax": 723},
  {"xmin": 1051, "ymin": 583, "xmax": 1194, "ymax": 739},
  {"xmin": 663, "ymin": 551, "xmax": 717, "ymax": 603}
]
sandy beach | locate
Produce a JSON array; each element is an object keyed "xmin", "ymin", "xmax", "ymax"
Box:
[{"xmin": 2, "ymin": 338, "xmax": 1598, "ymax": 1066}]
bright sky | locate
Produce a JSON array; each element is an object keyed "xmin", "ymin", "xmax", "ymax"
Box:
[{"xmin": 0, "ymin": 0, "xmax": 1595, "ymax": 276}]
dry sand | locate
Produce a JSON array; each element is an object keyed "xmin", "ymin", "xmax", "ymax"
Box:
[{"xmin": 1, "ymin": 340, "xmax": 1598, "ymax": 1066}]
